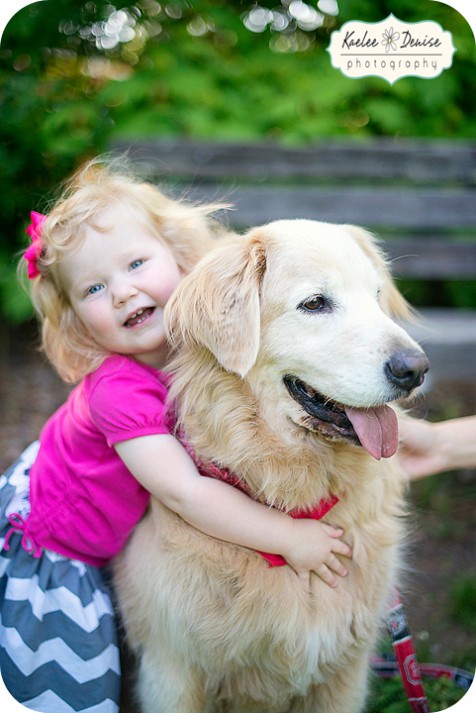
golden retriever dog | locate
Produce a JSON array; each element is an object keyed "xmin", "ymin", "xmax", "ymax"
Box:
[{"xmin": 114, "ymin": 220, "xmax": 429, "ymax": 713}]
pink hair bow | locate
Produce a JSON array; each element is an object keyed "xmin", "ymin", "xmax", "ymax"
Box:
[{"xmin": 24, "ymin": 211, "xmax": 47, "ymax": 279}]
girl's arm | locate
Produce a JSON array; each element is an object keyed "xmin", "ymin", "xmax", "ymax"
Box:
[
  {"xmin": 115, "ymin": 434, "xmax": 352, "ymax": 589},
  {"xmin": 398, "ymin": 415, "xmax": 476, "ymax": 480}
]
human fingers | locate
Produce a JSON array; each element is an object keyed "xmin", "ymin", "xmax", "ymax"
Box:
[
  {"xmin": 316, "ymin": 564, "xmax": 338, "ymax": 588},
  {"xmin": 321, "ymin": 523, "xmax": 344, "ymax": 537},
  {"xmin": 325, "ymin": 553, "xmax": 349, "ymax": 578},
  {"xmin": 398, "ymin": 417, "xmax": 434, "ymax": 452},
  {"xmin": 331, "ymin": 538, "xmax": 353, "ymax": 559}
]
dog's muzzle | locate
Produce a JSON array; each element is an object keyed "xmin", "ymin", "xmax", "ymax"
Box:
[{"xmin": 283, "ymin": 375, "xmax": 399, "ymax": 460}]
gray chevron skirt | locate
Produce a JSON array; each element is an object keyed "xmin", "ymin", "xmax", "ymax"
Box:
[{"xmin": 0, "ymin": 443, "xmax": 120, "ymax": 712}]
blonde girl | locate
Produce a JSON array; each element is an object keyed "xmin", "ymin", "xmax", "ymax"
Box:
[{"xmin": 0, "ymin": 158, "xmax": 351, "ymax": 713}]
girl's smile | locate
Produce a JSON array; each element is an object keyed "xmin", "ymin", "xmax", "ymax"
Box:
[{"xmin": 123, "ymin": 306, "xmax": 157, "ymax": 329}]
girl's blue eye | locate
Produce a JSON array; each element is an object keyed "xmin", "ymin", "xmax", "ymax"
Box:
[
  {"xmin": 87, "ymin": 283, "xmax": 104, "ymax": 295},
  {"xmin": 130, "ymin": 259, "xmax": 144, "ymax": 270}
]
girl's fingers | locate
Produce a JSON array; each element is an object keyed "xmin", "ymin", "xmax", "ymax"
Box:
[
  {"xmin": 317, "ymin": 565, "xmax": 338, "ymax": 588},
  {"xmin": 322, "ymin": 525, "xmax": 353, "ymax": 553},
  {"xmin": 326, "ymin": 554, "xmax": 348, "ymax": 578},
  {"xmin": 332, "ymin": 539, "xmax": 353, "ymax": 558},
  {"xmin": 322, "ymin": 524, "xmax": 344, "ymax": 537}
]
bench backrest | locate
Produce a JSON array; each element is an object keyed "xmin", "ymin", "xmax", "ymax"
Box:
[{"xmin": 113, "ymin": 138, "xmax": 476, "ymax": 281}]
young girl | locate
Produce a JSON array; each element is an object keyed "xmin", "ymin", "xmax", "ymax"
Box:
[{"xmin": 0, "ymin": 158, "xmax": 352, "ymax": 713}]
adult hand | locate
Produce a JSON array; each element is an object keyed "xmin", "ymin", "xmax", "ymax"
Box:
[{"xmin": 398, "ymin": 415, "xmax": 476, "ymax": 480}]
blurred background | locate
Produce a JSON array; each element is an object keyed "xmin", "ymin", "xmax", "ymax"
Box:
[{"xmin": 0, "ymin": 1, "xmax": 475, "ymax": 710}]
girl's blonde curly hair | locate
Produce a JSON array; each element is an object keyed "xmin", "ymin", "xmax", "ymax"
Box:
[{"xmin": 22, "ymin": 156, "xmax": 229, "ymax": 384}]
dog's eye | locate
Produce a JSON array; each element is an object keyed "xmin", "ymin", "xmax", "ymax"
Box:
[{"xmin": 298, "ymin": 295, "xmax": 329, "ymax": 313}]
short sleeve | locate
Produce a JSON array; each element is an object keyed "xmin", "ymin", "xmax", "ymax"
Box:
[{"xmin": 87, "ymin": 356, "xmax": 172, "ymax": 446}]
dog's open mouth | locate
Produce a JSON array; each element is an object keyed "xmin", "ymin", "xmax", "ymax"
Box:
[{"xmin": 283, "ymin": 375, "xmax": 398, "ymax": 460}]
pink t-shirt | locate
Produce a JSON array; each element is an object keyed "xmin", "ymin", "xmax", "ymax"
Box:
[{"xmin": 25, "ymin": 355, "xmax": 173, "ymax": 567}]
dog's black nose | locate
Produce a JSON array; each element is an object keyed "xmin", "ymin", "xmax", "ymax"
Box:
[{"xmin": 385, "ymin": 349, "xmax": 430, "ymax": 391}]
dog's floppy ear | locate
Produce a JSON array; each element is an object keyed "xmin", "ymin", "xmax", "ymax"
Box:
[
  {"xmin": 344, "ymin": 224, "xmax": 413, "ymax": 321},
  {"xmin": 165, "ymin": 232, "xmax": 268, "ymax": 377}
]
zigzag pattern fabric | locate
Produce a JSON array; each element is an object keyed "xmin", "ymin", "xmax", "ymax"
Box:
[{"xmin": 0, "ymin": 444, "xmax": 121, "ymax": 712}]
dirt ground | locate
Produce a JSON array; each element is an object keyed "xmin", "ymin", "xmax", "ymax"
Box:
[{"xmin": 1, "ymin": 323, "xmax": 475, "ymax": 675}]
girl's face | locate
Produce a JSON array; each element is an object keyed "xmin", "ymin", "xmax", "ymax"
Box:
[{"xmin": 60, "ymin": 203, "xmax": 183, "ymax": 368}]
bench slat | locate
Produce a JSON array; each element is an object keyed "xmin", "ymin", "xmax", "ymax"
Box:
[
  {"xmin": 382, "ymin": 239, "xmax": 476, "ymax": 279},
  {"xmin": 113, "ymin": 138, "xmax": 476, "ymax": 183},
  {"xmin": 185, "ymin": 185, "xmax": 476, "ymax": 230}
]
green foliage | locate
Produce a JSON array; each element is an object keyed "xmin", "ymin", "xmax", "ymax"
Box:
[
  {"xmin": 451, "ymin": 576, "xmax": 476, "ymax": 632},
  {"xmin": 0, "ymin": 0, "xmax": 475, "ymax": 322},
  {"xmin": 366, "ymin": 674, "xmax": 466, "ymax": 713},
  {"xmin": 397, "ymin": 279, "xmax": 476, "ymax": 310}
]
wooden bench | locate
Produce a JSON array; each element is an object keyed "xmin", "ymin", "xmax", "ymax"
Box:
[{"xmin": 112, "ymin": 138, "xmax": 476, "ymax": 386}]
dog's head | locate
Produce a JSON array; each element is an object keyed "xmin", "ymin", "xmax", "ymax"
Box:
[{"xmin": 165, "ymin": 220, "xmax": 429, "ymax": 461}]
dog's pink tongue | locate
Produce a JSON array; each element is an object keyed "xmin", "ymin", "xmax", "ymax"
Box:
[{"xmin": 344, "ymin": 405, "xmax": 398, "ymax": 460}]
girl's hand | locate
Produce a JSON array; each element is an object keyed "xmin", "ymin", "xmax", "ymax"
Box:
[{"xmin": 282, "ymin": 520, "xmax": 352, "ymax": 592}]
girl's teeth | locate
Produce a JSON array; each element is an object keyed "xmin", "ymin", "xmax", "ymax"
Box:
[{"xmin": 125, "ymin": 307, "xmax": 153, "ymax": 327}]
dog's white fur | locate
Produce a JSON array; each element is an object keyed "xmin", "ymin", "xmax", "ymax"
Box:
[{"xmin": 114, "ymin": 221, "xmax": 426, "ymax": 713}]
